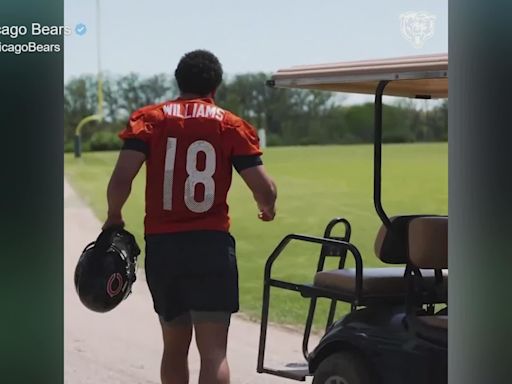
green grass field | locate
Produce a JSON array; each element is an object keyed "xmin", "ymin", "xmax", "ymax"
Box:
[{"xmin": 65, "ymin": 143, "xmax": 447, "ymax": 328}]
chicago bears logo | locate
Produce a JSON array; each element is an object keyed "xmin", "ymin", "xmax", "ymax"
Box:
[
  {"xmin": 106, "ymin": 273, "xmax": 124, "ymax": 298},
  {"xmin": 400, "ymin": 11, "xmax": 436, "ymax": 49}
]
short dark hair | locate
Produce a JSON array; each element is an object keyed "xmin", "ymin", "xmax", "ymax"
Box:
[{"xmin": 174, "ymin": 50, "xmax": 223, "ymax": 96}]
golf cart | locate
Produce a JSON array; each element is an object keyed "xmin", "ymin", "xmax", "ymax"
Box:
[{"xmin": 257, "ymin": 54, "xmax": 448, "ymax": 384}]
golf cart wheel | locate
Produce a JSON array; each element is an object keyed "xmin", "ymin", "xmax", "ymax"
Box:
[{"xmin": 313, "ymin": 352, "xmax": 372, "ymax": 384}]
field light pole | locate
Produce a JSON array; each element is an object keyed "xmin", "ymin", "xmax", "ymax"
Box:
[{"xmin": 74, "ymin": 0, "xmax": 104, "ymax": 158}]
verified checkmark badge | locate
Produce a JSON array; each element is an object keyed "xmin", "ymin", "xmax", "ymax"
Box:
[{"xmin": 75, "ymin": 23, "xmax": 87, "ymax": 36}]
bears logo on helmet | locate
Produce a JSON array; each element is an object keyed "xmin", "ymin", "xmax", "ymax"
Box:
[
  {"xmin": 74, "ymin": 227, "xmax": 140, "ymax": 313},
  {"xmin": 106, "ymin": 272, "xmax": 124, "ymax": 298}
]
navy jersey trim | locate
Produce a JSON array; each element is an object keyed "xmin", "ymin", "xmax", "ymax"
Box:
[
  {"xmin": 232, "ymin": 155, "xmax": 263, "ymax": 173},
  {"xmin": 122, "ymin": 138, "xmax": 148, "ymax": 156}
]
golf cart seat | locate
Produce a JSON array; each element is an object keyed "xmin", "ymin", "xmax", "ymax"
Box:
[
  {"xmin": 313, "ymin": 215, "xmax": 448, "ymax": 305},
  {"xmin": 314, "ymin": 267, "xmax": 445, "ymax": 300},
  {"xmin": 417, "ymin": 315, "xmax": 448, "ymax": 329},
  {"xmin": 405, "ymin": 216, "xmax": 448, "ymax": 345}
]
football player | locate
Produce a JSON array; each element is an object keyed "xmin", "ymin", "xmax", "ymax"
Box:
[{"xmin": 103, "ymin": 50, "xmax": 277, "ymax": 384}]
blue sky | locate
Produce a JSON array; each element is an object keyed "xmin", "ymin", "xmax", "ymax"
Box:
[{"xmin": 64, "ymin": 0, "xmax": 447, "ymax": 80}]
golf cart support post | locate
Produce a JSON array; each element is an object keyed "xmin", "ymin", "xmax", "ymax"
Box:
[{"xmin": 257, "ymin": 53, "xmax": 448, "ymax": 382}]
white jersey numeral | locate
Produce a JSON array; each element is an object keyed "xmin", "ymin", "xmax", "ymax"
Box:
[
  {"xmin": 163, "ymin": 138, "xmax": 216, "ymax": 213},
  {"xmin": 163, "ymin": 138, "xmax": 177, "ymax": 211},
  {"xmin": 184, "ymin": 141, "xmax": 216, "ymax": 213}
]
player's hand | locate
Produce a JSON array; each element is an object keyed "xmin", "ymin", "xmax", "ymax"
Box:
[
  {"xmin": 102, "ymin": 214, "xmax": 125, "ymax": 230},
  {"xmin": 258, "ymin": 206, "xmax": 275, "ymax": 222}
]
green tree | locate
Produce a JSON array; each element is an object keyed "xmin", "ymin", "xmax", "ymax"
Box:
[{"xmin": 64, "ymin": 72, "xmax": 447, "ymax": 151}]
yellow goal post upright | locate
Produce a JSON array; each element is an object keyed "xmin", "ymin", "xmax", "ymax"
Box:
[{"xmin": 74, "ymin": 0, "xmax": 103, "ymax": 158}]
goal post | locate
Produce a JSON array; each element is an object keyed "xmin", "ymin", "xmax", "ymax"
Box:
[{"xmin": 74, "ymin": 0, "xmax": 103, "ymax": 158}]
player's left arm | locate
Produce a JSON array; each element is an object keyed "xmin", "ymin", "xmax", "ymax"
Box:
[
  {"xmin": 104, "ymin": 107, "xmax": 154, "ymax": 229},
  {"xmin": 103, "ymin": 149, "xmax": 145, "ymax": 229}
]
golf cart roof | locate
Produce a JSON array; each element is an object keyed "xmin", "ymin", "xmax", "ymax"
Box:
[{"xmin": 269, "ymin": 53, "xmax": 448, "ymax": 99}]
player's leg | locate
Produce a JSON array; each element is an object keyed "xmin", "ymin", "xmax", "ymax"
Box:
[
  {"xmin": 160, "ymin": 314, "xmax": 193, "ymax": 384},
  {"xmin": 180, "ymin": 231, "xmax": 239, "ymax": 384},
  {"xmin": 145, "ymin": 234, "xmax": 192, "ymax": 384},
  {"xmin": 193, "ymin": 313, "xmax": 230, "ymax": 384}
]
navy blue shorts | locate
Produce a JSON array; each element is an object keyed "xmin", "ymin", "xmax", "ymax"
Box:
[{"xmin": 144, "ymin": 231, "xmax": 239, "ymax": 322}]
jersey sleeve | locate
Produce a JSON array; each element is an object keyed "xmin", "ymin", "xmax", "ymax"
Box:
[
  {"xmin": 119, "ymin": 109, "xmax": 153, "ymax": 141},
  {"xmin": 118, "ymin": 108, "xmax": 155, "ymax": 154},
  {"xmin": 227, "ymin": 119, "xmax": 263, "ymax": 157}
]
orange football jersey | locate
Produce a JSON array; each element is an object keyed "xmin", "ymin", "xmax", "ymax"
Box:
[{"xmin": 119, "ymin": 98, "xmax": 262, "ymax": 234}]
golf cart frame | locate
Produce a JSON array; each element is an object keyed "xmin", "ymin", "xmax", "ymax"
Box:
[{"xmin": 257, "ymin": 54, "xmax": 448, "ymax": 382}]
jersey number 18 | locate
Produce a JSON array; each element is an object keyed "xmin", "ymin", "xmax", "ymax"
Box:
[{"xmin": 163, "ymin": 137, "xmax": 216, "ymax": 213}]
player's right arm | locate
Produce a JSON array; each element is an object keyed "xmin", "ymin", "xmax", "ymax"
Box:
[
  {"xmin": 238, "ymin": 165, "xmax": 277, "ymax": 221},
  {"xmin": 226, "ymin": 117, "xmax": 277, "ymax": 221}
]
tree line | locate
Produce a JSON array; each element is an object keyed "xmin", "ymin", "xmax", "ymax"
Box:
[{"xmin": 64, "ymin": 72, "xmax": 447, "ymax": 151}]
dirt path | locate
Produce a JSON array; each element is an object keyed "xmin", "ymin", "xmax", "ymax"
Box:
[{"xmin": 64, "ymin": 180, "xmax": 316, "ymax": 384}]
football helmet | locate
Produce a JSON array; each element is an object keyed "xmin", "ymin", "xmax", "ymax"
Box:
[{"xmin": 74, "ymin": 227, "xmax": 140, "ymax": 313}]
